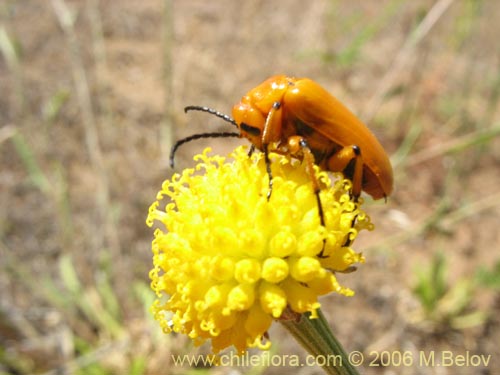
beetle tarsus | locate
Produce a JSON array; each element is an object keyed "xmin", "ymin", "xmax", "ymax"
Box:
[
  {"xmin": 263, "ymin": 144, "xmax": 273, "ymax": 200},
  {"xmin": 247, "ymin": 144, "xmax": 256, "ymax": 157}
]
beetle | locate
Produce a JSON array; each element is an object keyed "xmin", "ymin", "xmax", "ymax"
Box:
[{"xmin": 170, "ymin": 75, "xmax": 393, "ymax": 243}]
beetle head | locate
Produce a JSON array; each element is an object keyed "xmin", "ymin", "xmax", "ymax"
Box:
[
  {"xmin": 232, "ymin": 101, "xmax": 266, "ymax": 148},
  {"xmin": 232, "ymin": 75, "xmax": 292, "ymax": 149}
]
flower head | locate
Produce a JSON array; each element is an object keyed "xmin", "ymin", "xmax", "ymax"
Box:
[{"xmin": 147, "ymin": 146, "xmax": 373, "ymax": 353}]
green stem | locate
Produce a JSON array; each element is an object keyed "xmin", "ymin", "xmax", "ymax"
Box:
[{"xmin": 280, "ymin": 309, "xmax": 361, "ymax": 375}]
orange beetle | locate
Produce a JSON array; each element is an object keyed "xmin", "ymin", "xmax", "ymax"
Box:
[{"xmin": 171, "ymin": 75, "xmax": 393, "ymax": 204}]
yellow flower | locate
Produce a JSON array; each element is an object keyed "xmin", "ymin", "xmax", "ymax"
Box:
[{"xmin": 147, "ymin": 146, "xmax": 373, "ymax": 353}]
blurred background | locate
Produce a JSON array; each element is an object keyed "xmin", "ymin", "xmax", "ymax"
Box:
[{"xmin": 1, "ymin": 0, "xmax": 500, "ymax": 374}]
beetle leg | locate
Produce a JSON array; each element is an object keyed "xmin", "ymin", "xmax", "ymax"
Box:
[
  {"xmin": 263, "ymin": 143, "xmax": 273, "ymax": 200},
  {"xmin": 327, "ymin": 145, "xmax": 363, "ymax": 199},
  {"xmin": 327, "ymin": 145, "xmax": 364, "ymax": 246},
  {"xmin": 262, "ymin": 102, "xmax": 283, "ymax": 145},
  {"xmin": 287, "ymin": 136, "xmax": 328, "ymax": 258},
  {"xmin": 286, "ymin": 136, "xmax": 325, "ymax": 224},
  {"xmin": 262, "ymin": 102, "xmax": 283, "ymax": 200}
]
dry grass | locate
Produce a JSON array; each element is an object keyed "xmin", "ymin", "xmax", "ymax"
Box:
[{"xmin": 1, "ymin": 0, "xmax": 499, "ymax": 374}]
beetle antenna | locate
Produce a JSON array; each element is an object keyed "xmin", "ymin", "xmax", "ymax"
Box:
[
  {"xmin": 169, "ymin": 132, "xmax": 240, "ymax": 168},
  {"xmin": 184, "ymin": 106, "xmax": 238, "ymax": 127}
]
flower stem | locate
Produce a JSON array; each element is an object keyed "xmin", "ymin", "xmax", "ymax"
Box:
[{"xmin": 280, "ymin": 309, "xmax": 361, "ymax": 375}]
